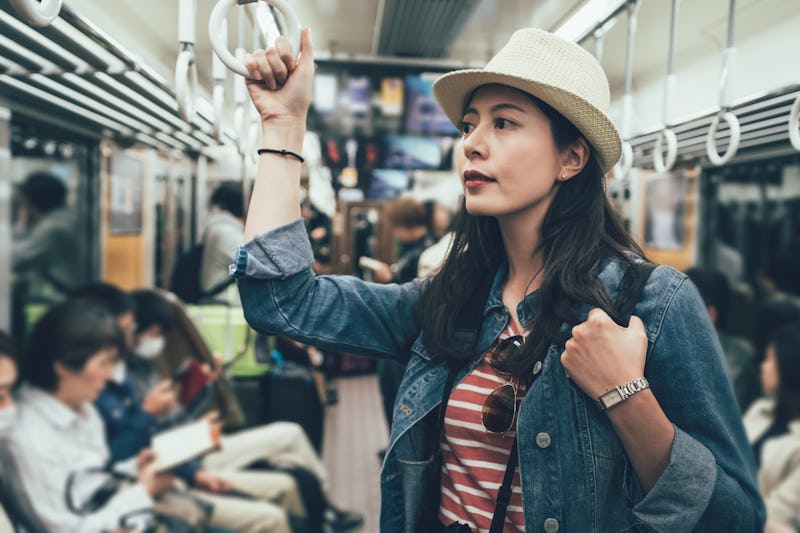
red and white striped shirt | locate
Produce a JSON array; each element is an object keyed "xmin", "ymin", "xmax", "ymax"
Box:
[{"xmin": 438, "ymin": 324, "xmax": 527, "ymax": 533}]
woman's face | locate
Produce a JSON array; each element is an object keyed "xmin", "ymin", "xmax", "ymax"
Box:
[
  {"xmin": 56, "ymin": 347, "xmax": 119, "ymax": 405},
  {"xmin": 761, "ymin": 344, "xmax": 779, "ymax": 395},
  {"xmin": 457, "ymin": 84, "xmax": 570, "ymax": 219}
]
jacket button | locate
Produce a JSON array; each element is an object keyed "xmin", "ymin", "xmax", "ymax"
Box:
[
  {"xmin": 536, "ymin": 432, "xmax": 551, "ymax": 448},
  {"xmin": 543, "ymin": 517, "xmax": 559, "ymax": 532},
  {"xmin": 532, "ymin": 361, "xmax": 542, "ymax": 375}
]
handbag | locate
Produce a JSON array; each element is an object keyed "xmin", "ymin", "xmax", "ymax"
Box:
[{"xmin": 66, "ymin": 467, "xmax": 212, "ymax": 532}]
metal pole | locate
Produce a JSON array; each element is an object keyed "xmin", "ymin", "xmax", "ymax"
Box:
[{"xmin": 0, "ymin": 100, "xmax": 11, "ymax": 332}]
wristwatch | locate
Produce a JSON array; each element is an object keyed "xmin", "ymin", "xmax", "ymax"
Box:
[{"xmin": 596, "ymin": 377, "xmax": 650, "ymax": 412}]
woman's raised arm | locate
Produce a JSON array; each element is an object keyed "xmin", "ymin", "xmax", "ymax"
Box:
[{"xmin": 242, "ymin": 28, "xmax": 315, "ymax": 241}]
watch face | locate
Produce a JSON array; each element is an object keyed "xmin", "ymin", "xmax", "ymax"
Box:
[{"xmin": 602, "ymin": 389, "xmax": 623, "ymax": 407}]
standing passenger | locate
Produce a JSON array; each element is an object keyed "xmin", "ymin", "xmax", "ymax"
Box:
[
  {"xmin": 234, "ymin": 27, "xmax": 765, "ymax": 531},
  {"xmin": 201, "ymin": 182, "xmax": 246, "ymax": 300}
]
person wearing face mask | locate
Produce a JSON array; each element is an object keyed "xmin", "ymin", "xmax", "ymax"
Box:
[
  {"xmin": 77, "ymin": 283, "xmax": 304, "ymax": 533},
  {"xmin": 0, "ymin": 331, "xmax": 20, "ymax": 531},
  {"xmin": 129, "ymin": 288, "xmax": 365, "ymax": 532},
  {"xmin": 6, "ymin": 300, "xmax": 172, "ymax": 532}
]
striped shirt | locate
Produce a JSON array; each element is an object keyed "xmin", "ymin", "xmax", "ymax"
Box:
[{"xmin": 438, "ymin": 324, "xmax": 527, "ymax": 533}]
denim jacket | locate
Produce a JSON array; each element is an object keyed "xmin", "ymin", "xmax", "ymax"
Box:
[{"xmin": 233, "ymin": 219, "xmax": 765, "ymax": 533}]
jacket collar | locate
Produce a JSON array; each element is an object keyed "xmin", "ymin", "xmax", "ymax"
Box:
[{"xmin": 483, "ymin": 253, "xmax": 622, "ymax": 329}]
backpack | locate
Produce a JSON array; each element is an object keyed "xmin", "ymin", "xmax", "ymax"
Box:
[{"xmin": 170, "ymin": 243, "xmax": 233, "ymax": 304}]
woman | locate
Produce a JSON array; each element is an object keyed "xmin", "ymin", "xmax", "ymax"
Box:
[
  {"xmin": 7, "ymin": 299, "xmax": 173, "ymax": 532},
  {"xmin": 234, "ymin": 27, "xmax": 764, "ymax": 532},
  {"xmin": 744, "ymin": 323, "xmax": 800, "ymax": 532}
]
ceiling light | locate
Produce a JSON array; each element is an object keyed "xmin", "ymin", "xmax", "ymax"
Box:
[{"xmin": 554, "ymin": 0, "xmax": 625, "ymax": 42}]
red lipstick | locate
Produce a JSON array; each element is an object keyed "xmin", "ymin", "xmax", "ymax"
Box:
[{"xmin": 464, "ymin": 170, "xmax": 495, "ymax": 190}]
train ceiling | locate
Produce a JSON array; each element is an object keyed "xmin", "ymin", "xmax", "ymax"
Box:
[{"xmin": 0, "ymin": 0, "xmax": 794, "ymax": 157}]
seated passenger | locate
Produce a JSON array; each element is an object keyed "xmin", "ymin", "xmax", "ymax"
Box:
[
  {"xmin": 129, "ymin": 287, "xmax": 364, "ymax": 532},
  {"xmin": 6, "ymin": 299, "xmax": 172, "ymax": 532},
  {"xmin": 743, "ymin": 323, "xmax": 800, "ymax": 532},
  {"xmin": 75, "ymin": 282, "xmax": 301, "ymax": 533},
  {"xmin": 685, "ymin": 267, "xmax": 759, "ymax": 412},
  {"xmin": 0, "ymin": 333, "xmax": 79, "ymax": 533}
]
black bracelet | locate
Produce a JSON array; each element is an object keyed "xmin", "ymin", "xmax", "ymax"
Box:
[{"xmin": 257, "ymin": 148, "xmax": 304, "ymax": 163}]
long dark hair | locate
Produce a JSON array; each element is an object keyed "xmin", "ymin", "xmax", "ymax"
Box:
[
  {"xmin": 419, "ymin": 94, "xmax": 644, "ymax": 376},
  {"xmin": 771, "ymin": 323, "xmax": 800, "ymax": 422}
]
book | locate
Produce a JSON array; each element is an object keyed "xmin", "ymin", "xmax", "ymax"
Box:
[{"xmin": 152, "ymin": 420, "xmax": 220, "ymax": 472}]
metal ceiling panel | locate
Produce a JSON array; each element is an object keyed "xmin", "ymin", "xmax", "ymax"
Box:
[{"xmin": 377, "ymin": 0, "xmax": 481, "ymax": 57}]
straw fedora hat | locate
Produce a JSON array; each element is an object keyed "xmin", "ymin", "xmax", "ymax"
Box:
[{"xmin": 433, "ymin": 28, "xmax": 622, "ymax": 173}]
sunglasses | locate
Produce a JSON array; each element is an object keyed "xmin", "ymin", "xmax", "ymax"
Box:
[{"xmin": 482, "ymin": 335, "xmax": 525, "ymax": 435}]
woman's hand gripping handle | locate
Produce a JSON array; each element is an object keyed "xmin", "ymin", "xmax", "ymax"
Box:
[{"xmin": 242, "ymin": 27, "xmax": 315, "ymax": 241}]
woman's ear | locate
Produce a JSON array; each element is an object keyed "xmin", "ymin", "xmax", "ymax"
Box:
[{"xmin": 559, "ymin": 137, "xmax": 591, "ymax": 181}]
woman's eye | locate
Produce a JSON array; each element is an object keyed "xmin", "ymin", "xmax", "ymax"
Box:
[
  {"xmin": 458, "ymin": 121, "xmax": 474, "ymax": 135},
  {"xmin": 495, "ymin": 118, "xmax": 512, "ymax": 129}
]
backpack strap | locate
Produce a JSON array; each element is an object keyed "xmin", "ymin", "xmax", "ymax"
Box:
[
  {"xmin": 452, "ymin": 274, "xmax": 494, "ymax": 355},
  {"xmin": 610, "ymin": 260, "xmax": 657, "ymax": 327}
]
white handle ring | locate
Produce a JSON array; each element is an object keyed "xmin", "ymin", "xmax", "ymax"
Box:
[
  {"xmin": 213, "ymin": 83, "xmax": 225, "ymax": 143},
  {"xmin": 9, "ymin": 0, "xmax": 62, "ymax": 27},
  {"xmin": 175, "ymin": 49, "xmax": 198, "ymax": 122},
  {"xmin": 613, "ymin": 141, "xmax": 634, "ymax": 179},
  {"xmin": 705, "ymin": 112, "xmax": 741, "ymax": 166},
  {"xmin": 789, "ymin": 93, "xmax": 800, "ymax": 152},
  {"xmin": 653, "ymin": 128, "xmax": 677, "ymax": 173},
  {"xmin": 209, "ymin": 0, "xmax": 301, "ymax": 79}
]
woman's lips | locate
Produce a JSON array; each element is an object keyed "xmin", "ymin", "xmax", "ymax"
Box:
[{"xmin": 464, "ymin": 170, "xmax": 496, "ymax": 190}]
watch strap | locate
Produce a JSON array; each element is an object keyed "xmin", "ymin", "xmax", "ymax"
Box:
[{"xmin": 597, "ymin": 377, "xmax": 650, "ymax": 412}]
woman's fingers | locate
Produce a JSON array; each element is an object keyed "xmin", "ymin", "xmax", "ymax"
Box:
[
  {"xmin": 297, "ymin": 26, "xmax": 314, "ymax": 68},
  {"xmin": 242, "ymin": 27, "xmax": 312, "ymax": 89},
  {"xmin": 253, "ymin": 49, "xmax": 277, "ymax": 89},
  {"xmin": 243, "ymin": 53, "xmax": 262, "ymax": 81},
  {"xmin": 266, "ymin": 47, "xmax": 289, "ymax": 87},
  {"xmin": 274, "ymin": 36, "xmax": 296, "ymax": 73}
]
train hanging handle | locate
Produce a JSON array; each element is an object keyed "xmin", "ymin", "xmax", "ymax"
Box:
[
  {"xmin": 613, "ymin": 0, "xmax": 640, "ymax": 180},
  {"xmin": 8, "ymin": 0, "xmax": 62, "ymax": 27},
  {"xmin": 706, "ymin": 0, "xmax": 741, "ymax": 166},
  {"xmin": 209, "ymin": 0, "xmax": 302, "ymax": 79},
  {"xmin": 653, "ymin": 0, "xmax": 679, "ymax": 172},
  {"xmin": 788, "ymin": 93, "xmax": 800, "ymax": 151},
  {"xmin": 212, "ymin": 23, "xmax": 228, "ymax": 143},
  {"xmin": 175, "ymin": 0, "xmax": 198, "ymax": 122}
]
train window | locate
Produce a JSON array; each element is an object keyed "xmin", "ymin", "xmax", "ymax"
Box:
[{"xmin": 7, "ymin": 120, "xmax": 97, "ymax": 340}]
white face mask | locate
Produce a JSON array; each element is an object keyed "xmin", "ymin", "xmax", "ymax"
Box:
[
  {"xmin": 0, "ymin": 405, "xmax": 17, "ymax": 438},
  {"xmin": 135, "ymin": 337, "xmax": 165, "ymax": 360},
  {"xmin": 110, "ymin": 361, "xmax": 127, "ymax": 384}
]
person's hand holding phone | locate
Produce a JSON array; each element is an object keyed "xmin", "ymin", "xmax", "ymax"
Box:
[{"xmin": 142, "ymin": 380, "xmax": 177, "ymax": 417}]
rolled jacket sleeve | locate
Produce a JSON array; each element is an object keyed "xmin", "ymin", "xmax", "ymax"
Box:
[
  {"xmin": 233, "ymin": 219, "xmax": 424, "ymax": 361},
  {"xmin": 632, "ymin": 276, "xmax": 765, "ymax": 532}
]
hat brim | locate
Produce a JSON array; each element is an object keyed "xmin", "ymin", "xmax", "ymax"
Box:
[{"xmin": 433, "ymin": 69, "xmax": 622, "ymax": 173}]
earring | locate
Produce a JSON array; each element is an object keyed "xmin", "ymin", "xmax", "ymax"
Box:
[{"xmin": 561, "ymin": 172, "xmax": 567, "ymax": 180}]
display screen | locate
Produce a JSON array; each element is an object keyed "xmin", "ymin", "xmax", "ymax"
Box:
[{"xmin": 405, "ymin": 74, "xmax": 456, "ymax": 134}]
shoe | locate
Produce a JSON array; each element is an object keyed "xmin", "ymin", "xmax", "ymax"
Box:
[{"xmin": 325, "ymin": 508, "xmax": 364, "ymax": 531}]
